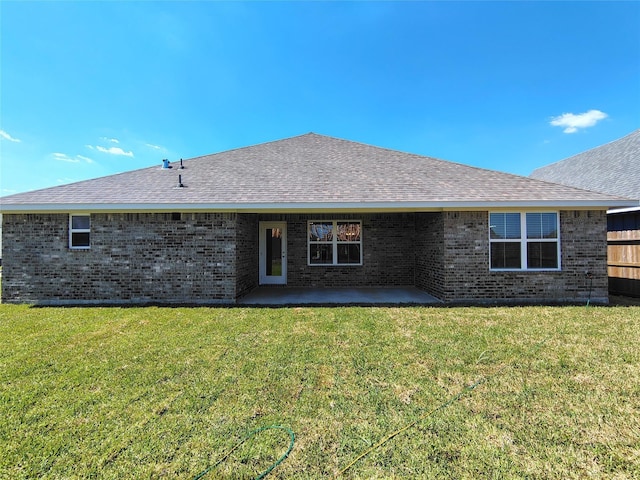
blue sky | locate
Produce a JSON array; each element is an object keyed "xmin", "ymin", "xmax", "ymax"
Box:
[{"xmin": 1, "ymin": 1, "xmax": 639, "ymax": 195}]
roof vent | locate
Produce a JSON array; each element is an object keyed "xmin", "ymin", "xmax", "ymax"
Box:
[
  {"xmin": 179, "ymin": 158, "xmax": 184, "ymax": 169},
  {"xmin": 162, "ymin": 159, "xmax": 171, "ymax": 169},
  {"xmin": 177, "ymin": 174, "xmax": 184, "ymax": 188}
]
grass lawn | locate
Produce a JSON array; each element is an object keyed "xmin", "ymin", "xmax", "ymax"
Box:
[{"xmin": 1, "ymin": 305, "xmax": 639, "ymax": 479}]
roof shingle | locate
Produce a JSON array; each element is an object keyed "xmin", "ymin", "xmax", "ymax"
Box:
[
  {"xmin": 530, "ymin": 129, "xmax": 640, "ymax": 201},
  {"xmin": 1, "ymin": 133, "xmax": 632, "ymax": 212}
]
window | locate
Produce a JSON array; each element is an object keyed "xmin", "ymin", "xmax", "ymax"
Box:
[
  {"xmin": 70, "ymin": 214, "xmax": 91, "ymax": 249},
  {"xmin": 308, "ymin": 221, "xmax": 362, "ymax": 265},
  {"xmin": 489, "ymin": 212, "xmax": 559, "ymax": 270}
]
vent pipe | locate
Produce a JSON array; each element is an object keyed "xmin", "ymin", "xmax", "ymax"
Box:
[
  {"xmin": 179, "ymin": 158, "xmax": 184, "ymax": 169},
  {"xmin": 177, "ymin": 174, "xmax": 184, "ymax": 188}
]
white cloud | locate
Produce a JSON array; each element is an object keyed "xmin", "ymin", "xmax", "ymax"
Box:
[
  {"xmin": 56, "ymin": 178, "xmax": 76, "ymax": 185},
  {"xmin": 96, "ymin": 146, "xmax": 134, "ymax": 157},
  {"xmin": 53, "ymin": 152, "xmax": 80, "ymax": 163},
  {"xmin": 77, "ymin": 155, "xmax": 95, "ymax": 164},
  {"xmin": 145, "ymin": 143, "xmax": 164, "ymax": 151},
  {"xmin": 87, "ymin": 139, "xmax": 134, "ymax": 157},
  {"xmin": 550, "ymin": 109, "xmax": 608, "ymax": 133},
  {"xmin": 0, "ymin": 129, "xmax": 21, "ymax": 142},
  {"xmin": 53, "ymin": 153, "xmax": 96, "ymax": 164}
]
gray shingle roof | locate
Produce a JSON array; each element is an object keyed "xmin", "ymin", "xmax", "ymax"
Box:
[
  {"xmin": 0, "ymin": 133, "xmax": 632, "ymax": 212},
  {"xmin": 530, "ymin": 129, "xmax": 640, "ymax": 201}
]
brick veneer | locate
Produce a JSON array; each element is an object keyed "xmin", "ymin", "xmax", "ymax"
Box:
[
  {"xmin": 257, "ymin": 213, "xmax": 416, "ymax": 287},
  {"xmin": 1, "ymin": 213, "xmax": 241, "ymax": 305},
  {"xmin": 415, "ymin": 212, "xmax": 445, "ymax": 298},
  {"xmin": 439, "ymin": 210, "xmax": 608, "ymax": 304},
  {"xmin": 236, "ymin": 213, "xmax": 259, "ymax": 298},
  {"xmin": 1, "ymin": 210, "xmax": 608, "ymax": 305}
]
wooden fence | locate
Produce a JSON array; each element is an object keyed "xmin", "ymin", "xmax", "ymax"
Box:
[{"xmin": 607, "ymin": 211, "xmax": 640, "ymax": 297}]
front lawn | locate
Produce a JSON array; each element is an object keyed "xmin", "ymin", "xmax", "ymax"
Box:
[{"xmin": 1, "ymin": 305, "xmax": 639, "ymax": 479}]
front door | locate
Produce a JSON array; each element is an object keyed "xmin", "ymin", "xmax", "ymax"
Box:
[{"xmin": 259, "ymin": 222, "xmax": 287, "ymax": 285}]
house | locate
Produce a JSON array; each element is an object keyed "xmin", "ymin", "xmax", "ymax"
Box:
[
  {"xmin": 0, "ymin": 133, "xmax": 633, "ymax": 305},
  {"xmin": 531, "ymin": 129, "xmax": 640, "ymax": 297}
]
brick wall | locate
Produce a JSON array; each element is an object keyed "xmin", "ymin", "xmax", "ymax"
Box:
[
  {"xmin": 236, "ymin": 214, "xmax": 258, "ymax": 298},
  {"xmin": 1, "ymin": 209, "xmax": 609, "ymax": 305},
  {"xmin": 439, "ymin": 210, "xmax": 608, "ymax": 304},
  {"xmin": 559, "ymin": 210, "xmax": 609, "ymax": 301},
  {"xmin": 415, "ymin": 212, "xmax": 445, "ymax": 298},
  {"xmin": 1, "ymin": 213, "xmax": 239, "ymax": 305},
  {"xmin": 258, "ymin": 213, "xmax": 416, "ymax": 287},
  {"xmin": 2, "ymin": 214, "xmax": 68, "ymax": 304}
]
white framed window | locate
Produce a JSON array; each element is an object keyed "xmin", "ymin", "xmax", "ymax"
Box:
[
  {"xmin": 308, "ymin": 220, "xmax": 362, "ymax": 266},
  {"xmin": 69, "ymin": 214, "xmax": 91, "ymax": 249},
  {"xmin": 489, "ymin": 212, "xmax": 560, "ymax": 270}
]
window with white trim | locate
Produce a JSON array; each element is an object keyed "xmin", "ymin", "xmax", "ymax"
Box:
[
  {"xmin": 69, "ymin": 214, "xmax": 91, "ymax": 249},
  {"xmin": 308, "ymin": 221, "xmax": 362, "ymax": 265},
  {"xmin": 489, "ymin": 212, "xmax": 559, "ymax": 270}
]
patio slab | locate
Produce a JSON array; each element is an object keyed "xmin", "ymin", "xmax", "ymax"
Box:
[{"xmin": 238, "ymin": 286, "xmax": 442, "ymax": 306}]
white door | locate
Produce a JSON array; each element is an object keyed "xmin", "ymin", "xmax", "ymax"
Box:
[{"xmin": 259, "ymin": 222, "xmax": 287, "ymax": 285}]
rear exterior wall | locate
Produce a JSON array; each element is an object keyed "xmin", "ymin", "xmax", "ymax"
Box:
[
  {"xmin": 1, "ymin": 213, "xmax": 240, "ymax": 305},
  {"xmin": 257, "ymin": 213, "xmax": 416, "ymax": 287},
  {"xmin": 415, "ymin": 212, "xmax": 445, "ymax": 298},
  {"xmin": 1, "ymin": 209, "xmax": 609, "ymax": 305},
  {"xmin": 236, "ymin": 213, "xmax": 259, "ymax": 298},
  {"xmin": 440, "ymin": 210, "xmax": 608, "ymax": 304}
]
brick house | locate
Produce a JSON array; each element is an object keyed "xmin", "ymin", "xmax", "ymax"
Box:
[{"xmin": 0, "ymin": 133, "xmax": 632, "ymax": 305}]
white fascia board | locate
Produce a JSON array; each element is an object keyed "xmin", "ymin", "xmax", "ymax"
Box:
[
  {"xmin": 0, "ymin": 199, "xmax": 631, "ymax": 213},
  {"xmin": 608, "ymin": 205, "xmax": 640, "ymax": 214}
]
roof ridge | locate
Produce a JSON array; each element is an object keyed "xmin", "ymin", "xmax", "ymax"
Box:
[
  {"xmin": 303, "ymin": 133, "xmax": 563, "ymax": 182},
  {"xmin": 185, "ymin": 132, "xmax": 322, "ymax": 162},
  {"xmin": 294, "ymin": 132, "xmax": 478, "ymax": 169}
]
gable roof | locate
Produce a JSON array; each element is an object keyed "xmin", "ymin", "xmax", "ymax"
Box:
[
  {"xmin": 530, "ymin": 129, "xmax": 640, "ymax": 202},
  {"xmin": 0, "ymin": 133, "xmax": 632, "ymax": 213}
]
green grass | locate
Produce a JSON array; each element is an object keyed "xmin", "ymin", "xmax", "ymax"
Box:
[{"xmin": 1, "ymin": 305, "xmax": 639, "ymax": 479}]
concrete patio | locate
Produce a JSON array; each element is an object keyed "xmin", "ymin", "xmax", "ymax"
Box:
[{"xmin": 238, "ymin": 286, "xmax": 442, "ymax": 306}]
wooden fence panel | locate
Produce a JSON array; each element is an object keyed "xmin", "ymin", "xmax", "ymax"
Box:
[{"xmin": 607, "ymin": 225, "xmax": 640, "ymax": 297}]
